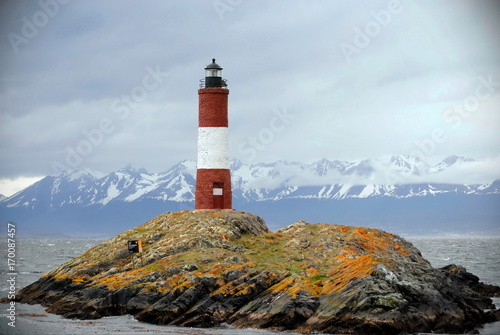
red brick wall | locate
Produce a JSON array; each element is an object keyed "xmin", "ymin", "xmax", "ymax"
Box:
[
  {"xmin": 195, "ymin": 169, "xmax": 232, "ymax": 209},
  {"xmin": 198, "ymin": 88, "xmax": 229, "ymax": 127}
]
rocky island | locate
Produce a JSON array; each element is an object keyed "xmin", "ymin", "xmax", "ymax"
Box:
[{"xmin": 12, "ymin": 210, "xmax": 500, "ymax": 334}]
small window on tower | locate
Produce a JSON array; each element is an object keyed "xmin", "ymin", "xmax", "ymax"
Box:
[{"xmin": 213, "ymin": 182, "xmax": 223, "ymax": 195}]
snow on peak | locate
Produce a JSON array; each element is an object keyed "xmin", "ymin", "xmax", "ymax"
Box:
[
  {"xmin": 167, "ymin": 160, "xmax": 196, "ymax": 175},
  {"xmin": 311, "ymin": 158, "xmax": 335, "ymax": 176},
  {"xmin": 58, "ymin": 168, "xmax": 106, "ymax": 181},
  {"xmin": 442, "ymin": 155, "xmax": 474, "ymax": 166},
  {"xmin": 118, "ymin": 164, "xmax": 148, "ymax": 174},
  {"xmin": 428, "ymin": 155, "xmax": 475, "ymax": 174}
]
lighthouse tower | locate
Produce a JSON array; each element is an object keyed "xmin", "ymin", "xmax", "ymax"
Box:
[{"xmin": 195, "ymin": 59, "xmax": 232, "ymax": 210}]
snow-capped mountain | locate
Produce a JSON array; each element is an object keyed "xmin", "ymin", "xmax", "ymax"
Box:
[
  {"xmin": 1, "ymin": 161, "xmax": 196, "ymax": 210},
  {"xmin": 1, "ymin": 155, "xmax": 498, "ymax": 210},
  {"xmin": 1, "ymin": 155, "xmax": 498, "ymax": 235}
]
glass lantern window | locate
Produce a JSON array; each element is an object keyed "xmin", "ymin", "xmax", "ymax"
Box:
[{"xmin": 205, "ymin": 69, "xmax": 222, "ymax": 77}]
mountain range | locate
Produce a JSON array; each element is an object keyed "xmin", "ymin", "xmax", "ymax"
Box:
[{"xmin": 1, "ymin": 155, "xmax": 499, "ymax": 236}]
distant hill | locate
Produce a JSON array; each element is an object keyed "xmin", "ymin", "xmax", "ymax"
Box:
[{"xmin": 1, "ymin": 155, "xmax": 499, "ymax": 236}]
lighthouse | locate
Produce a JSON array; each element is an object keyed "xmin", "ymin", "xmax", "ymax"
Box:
[{"xmin": 195, "ymin": 59, "xmax": 232, "ymax": 210}]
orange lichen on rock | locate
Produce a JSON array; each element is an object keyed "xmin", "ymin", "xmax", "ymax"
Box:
[
  {"xmin": 340, "ymin": 225, "xmax": 350, "ymax": 233},
  {"xmin": 157, "ymin": 273, "xmax": 197, "ymax": 294},
  {"xmin": 270, "ymin": 276, "xmax": 323, "ymax": 299},
  {"xmin": 71, "ymin": 275, "xmax": 88, "ymax": 284},
  {"xmin": 212, "ymin": 278, "xmax": 256, "ymax": 297},
  {"xmin": 91, "ymin": 267, "xmax": 147, "ymax": 290},
  {"xmin": 231, "ymin": 261, "xmax": 257, "ymax": 271},
  {"xmin": 317, "ymin": 227, "xmax": 407, "ymax": 294},
  {"xmin": 343, "ymin": 227, "xmax": 410, "ymax": 258},
  {"xmin": 322, "ymin": 254, "xmax": 385, "ymax": 294},
  {"xmin": 209, "ymin": 264, "xmax": 224, "ymax": 275},
  {"xmin": 307, "ymin": 267, "xmax": 320, "ymax": 276}
]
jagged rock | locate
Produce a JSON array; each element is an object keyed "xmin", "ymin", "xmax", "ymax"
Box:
[{"xmin": 8, "ymin": 210, "xmax": 500, "ymax": 334}]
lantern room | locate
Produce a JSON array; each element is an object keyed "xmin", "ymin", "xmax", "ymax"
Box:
[{"xmin": 202, "ymin": 58, "xmax": 227, "ymax": 88}]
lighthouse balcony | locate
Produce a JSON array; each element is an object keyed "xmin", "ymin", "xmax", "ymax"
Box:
[{"xmin": 199, "ymin": 78, "xmax": 228, "ymax": 89}]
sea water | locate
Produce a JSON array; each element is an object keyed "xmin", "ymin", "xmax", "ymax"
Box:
[{"xmin": 0, "ymin": 236, "xmax": 499, "ymax": 335}]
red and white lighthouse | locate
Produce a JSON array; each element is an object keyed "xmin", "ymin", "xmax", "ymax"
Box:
[{"xmin": 195, "ymin": 59, "xmax": 232, "ymax": 210}]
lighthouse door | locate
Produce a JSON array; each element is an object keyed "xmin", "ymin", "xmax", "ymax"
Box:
[{"xmin": 213, "ymin": 182, "xmax": 224, "ymax": 209}]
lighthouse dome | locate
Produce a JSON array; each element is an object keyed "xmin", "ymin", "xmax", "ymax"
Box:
[{"xmin": 205, "ymin": 58, "xmax": 222, "ymax": 70}]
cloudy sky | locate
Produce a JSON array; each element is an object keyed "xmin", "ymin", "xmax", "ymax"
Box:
[{"xmin": 1, "ymin": 0, "xmax": 499, "ymax": 196}]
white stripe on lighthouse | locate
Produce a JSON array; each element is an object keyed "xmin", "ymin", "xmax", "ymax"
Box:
[{"xmin": 197, "ymin": 127, "xmax": 229, "ymax": 169}]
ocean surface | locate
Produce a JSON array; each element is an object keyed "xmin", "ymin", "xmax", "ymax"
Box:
[{"xmin": 0, "ymin": 236, "xmax": 499, "ymax": 335}]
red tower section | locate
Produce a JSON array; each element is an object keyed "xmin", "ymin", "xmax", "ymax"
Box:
[{"xmin": 195, "ymin": 60, "xmax": 232, "ymax": 210}]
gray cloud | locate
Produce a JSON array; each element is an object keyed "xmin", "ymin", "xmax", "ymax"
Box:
[{"xmin": 0, "ymin": 0, "xmax": 499, "ymax": 181}]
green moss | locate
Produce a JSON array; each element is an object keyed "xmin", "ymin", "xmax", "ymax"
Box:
[
  {"xmin": 311, "ymin": 273, "xmax": 328, "ymax": 282},
  {"xmin": 176, "ymin": 250, "xmax": 204, "ymax": 262},
  {"xmin": 234, "ymin": 234, "xmax": 293, "ymax": 272},
  {"xmin": 144, "ymin": 264, "xmax": 159, "ymax": 271},
  {"xmin": 128, "ymin": 228, "xmax": 149, "ymax": 236},
  {"xmin": 269, "ymin": 298, "xmax": 288, "ymax": 313},
  {"xmin": 286, "ymin": 265, "xmax": 302, "ymax": 275},
  {"xmin": 373, "ymin": 294, "xmax": 405, "ymax": 309},
  {"xmin": 234, "ymin": 231, "xmax": 337, "ymax": 276}
]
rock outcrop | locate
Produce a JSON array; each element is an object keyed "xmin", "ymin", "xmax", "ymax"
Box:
[{"xmin": 13, "ymin": 210, "xmax": 500, "ymax": 334}]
